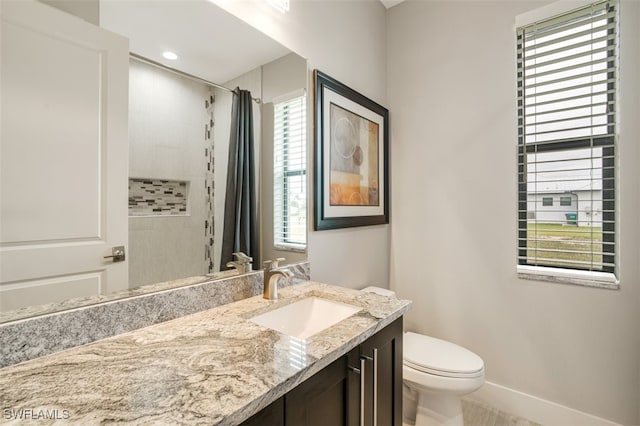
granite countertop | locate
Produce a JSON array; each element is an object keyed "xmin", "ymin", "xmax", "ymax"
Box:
[
  {"xmin": 0, "ymin": 282, "xmax": 411, "ymax": 425},
  {"xmin": 0, "ymin": 269, "xmax": 240, "ymax": 324}
]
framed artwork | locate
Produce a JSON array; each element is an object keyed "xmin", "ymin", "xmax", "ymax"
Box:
[{"xmin": 314, "ymin": 70, "xmax": 389, "ymax": 231}]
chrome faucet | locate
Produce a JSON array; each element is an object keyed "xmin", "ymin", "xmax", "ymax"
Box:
[
  {"xmin": 226, "ymin": 252, "xmax": 253, "ymax": 274},
  {"xmin": 263, "ymin": 258, "xmax": 293, "ymax": 300}
]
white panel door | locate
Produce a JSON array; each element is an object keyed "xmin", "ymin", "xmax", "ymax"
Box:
[{"xmin": 0, "ymin": 0, "xmax": 129, "ymax": 312}]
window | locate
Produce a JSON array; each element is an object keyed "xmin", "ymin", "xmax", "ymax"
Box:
[
  {"xmin": 516, "ymin": 0, "xmax": 618, "ymax": 286},
  {"xmin": 274, "ymin": 93, "xmax": 307, "ymax": 250}
]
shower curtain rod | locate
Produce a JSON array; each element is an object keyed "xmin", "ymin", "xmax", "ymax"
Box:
[{"xmin": 130, "ymin": 53, "xmax": 261, "ymax": 104}]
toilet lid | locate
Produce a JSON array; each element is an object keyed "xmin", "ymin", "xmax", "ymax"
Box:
[{"xmin": 404, "ymin": 332, "xmax": 484, "ymax": 378}]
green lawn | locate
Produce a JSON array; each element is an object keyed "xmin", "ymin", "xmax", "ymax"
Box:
[{"xmin": 526, "ymin": 223, "xmax": 603, "ymax": 269}]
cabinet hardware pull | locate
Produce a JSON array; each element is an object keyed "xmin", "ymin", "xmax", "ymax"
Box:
[
  {"xmin": 359, "ymin": 357, "xmax": 365, "ymax": 426},
  {"xmin": 373, "ymin": 348, "xmax": 379, "ymax": 426}
]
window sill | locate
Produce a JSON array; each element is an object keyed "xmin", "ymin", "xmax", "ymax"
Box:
[
  {"xmin": 517, "ymin": 265, "xmax": 620, "ymax": 290},
  {"xmin": 274, "ymin": 243, "xmax": 306, "ymax": 254}
]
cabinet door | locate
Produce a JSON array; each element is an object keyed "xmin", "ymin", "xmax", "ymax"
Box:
[
  {"xmin": 240, "ymin": 317, "xmax": 403, "ymax": 426},
  {"xmin": 240, "ymin": 397, "xmax": 284, "ymax": 426},
  {"xmin": 360, "ymin": 317, "xmax": 403, "ymax": 426},
  {"xmin": 286, "ymin": 355, "xmax": 350, "ymax": 426},
  {"xmin": 346, "ymin": 346, "xmax": 363, "ymax": 426}
]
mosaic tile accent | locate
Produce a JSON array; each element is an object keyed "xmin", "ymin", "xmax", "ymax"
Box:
[
  {"xmin": 205, "ymin": 91, "xmax": 215, "ymax": 273},
  {"xmin": 128, "ymin": 179, "xmax": 188, "ymax": 216}
]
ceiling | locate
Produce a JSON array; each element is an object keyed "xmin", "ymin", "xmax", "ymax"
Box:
[{"xmin": 100, "ymin": 0, "xmax": 291, "ymax": 85}]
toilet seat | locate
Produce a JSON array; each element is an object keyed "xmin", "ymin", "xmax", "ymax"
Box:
[{"xmin": 404, "ymin": 332, "xmax": 484, "ymax": 379}]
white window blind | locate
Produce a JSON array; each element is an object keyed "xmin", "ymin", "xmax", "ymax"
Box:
[
  {"xmin": 274, "ymin": 93, "xmax": 307, "ymax": 249},
  {"xmin": 517, "ymin": 0, "xmax": 618, "ymax": 279}
]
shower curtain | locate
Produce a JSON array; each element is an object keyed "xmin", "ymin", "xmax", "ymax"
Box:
[{"xmin": 221, "ymin": 88, "xmax": 260, "ymax": 269}]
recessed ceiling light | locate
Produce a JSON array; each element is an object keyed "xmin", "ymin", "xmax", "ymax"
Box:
[{"xmin": 162, "ymin": 51, "xmax": 178, "ymax": 61}]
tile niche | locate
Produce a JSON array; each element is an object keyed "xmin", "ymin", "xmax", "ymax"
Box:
[{"xmin": 128, "ymin": 178, "xmax": 189, "ymax": 216}]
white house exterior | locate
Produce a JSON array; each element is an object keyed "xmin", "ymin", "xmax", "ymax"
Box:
[
  {"xmin": 526, "ymin": 147, "xmax": 603, "ymax": 227},
  {"xmin": 527, "ymin": 190, "xmax": 603, "ymax": 227}
]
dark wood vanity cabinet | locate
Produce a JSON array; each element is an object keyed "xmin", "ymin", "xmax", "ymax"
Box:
[
  {"xmin": 286, "ymin": 353, "xmax": 353, "ymax": 425},
  {"xmin": 241, "ymin": 396, "xmax": 284, "ymax": 426},
  {"xmin": 358, "ymin": 317, "xmax": 403, "ymax": 426},
  {"xmin": 240, "ymin": 317, "xmax": 403, "ymax": 426}
]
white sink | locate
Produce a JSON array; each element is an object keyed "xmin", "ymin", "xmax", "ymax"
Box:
[{"xmin": 250, "ymin": 297, "xmax": 362, "ymax": 339}]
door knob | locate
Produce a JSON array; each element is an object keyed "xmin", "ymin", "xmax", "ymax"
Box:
[{"xmin": 104, "ymin": 246, "xmax": 125, "ymax": 262}]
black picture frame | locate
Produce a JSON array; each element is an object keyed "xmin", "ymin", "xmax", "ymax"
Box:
[{"xmin": 314, "ymin": 70, "xmax": 389, "ymax": 231}]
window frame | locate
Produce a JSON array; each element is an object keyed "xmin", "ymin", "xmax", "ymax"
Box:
[
  {"xmin": 273, "ymin": 91, "xmax": 307, "ymax": 252},
  {"xmin": 515, "ymin": 0, "xmax": 619, "ymax": 289}
]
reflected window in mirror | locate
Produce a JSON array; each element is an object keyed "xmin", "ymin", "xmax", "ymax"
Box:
[{"xmin": 274, "ymin": 93, "xmax": 307, "ymax": 251}]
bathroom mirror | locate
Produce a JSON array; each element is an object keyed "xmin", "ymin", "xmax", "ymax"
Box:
[{"xmin": 0, "ymin": 0, "xmax": 308, "ymax": 322}]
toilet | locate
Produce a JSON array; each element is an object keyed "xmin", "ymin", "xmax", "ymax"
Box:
[
  {"xmin": 403, "ymin": 332, "xmax": 484, "ymax": 426},
  {"xmin": 361, "ymin": 287, "xmax": 485, "ymax": 426}
]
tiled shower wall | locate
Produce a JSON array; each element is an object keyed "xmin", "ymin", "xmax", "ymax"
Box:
[{"xmin": 128, "ymin": 60, "xmax": 215, "ymax": 287}]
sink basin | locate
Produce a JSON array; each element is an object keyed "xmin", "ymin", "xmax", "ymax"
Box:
[{"xmin": 250, "ymin": 297, "xmax": 362, "ymax": 339}]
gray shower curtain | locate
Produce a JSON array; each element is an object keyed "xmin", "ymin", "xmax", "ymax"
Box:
[{"xmin": 221, "ymin": 88, "xmax": 259, "ymax": 269}]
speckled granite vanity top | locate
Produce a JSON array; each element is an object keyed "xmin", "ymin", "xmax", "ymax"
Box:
[{"xmin": 0, "ymin": 282, "xmax": 410, "ymax": 425}]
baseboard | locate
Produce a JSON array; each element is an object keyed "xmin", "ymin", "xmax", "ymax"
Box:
[{"xmin": 466, "ymin": 381, "xmax": 621, "ymax": 426}]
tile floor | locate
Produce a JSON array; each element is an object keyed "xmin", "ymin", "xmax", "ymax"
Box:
[{"xmin": 462, "ymin": 398, "xmax": 543, "ymax": 426}]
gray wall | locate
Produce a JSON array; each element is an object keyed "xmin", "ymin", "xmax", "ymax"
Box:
[
  {"xmin": 387, "ymin": 1, "xmax": 640, "ymax": 424},
  {"xmin": 40, "ymin": 0, "xmax": 99, "ymax": 25},
  {"xmin": 261, "ymin": 53, "xmax": 308, "ymax": 266},
  {"xmin": 211, "ymin": 0, "xmax": 390, "ymax": 289}
]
